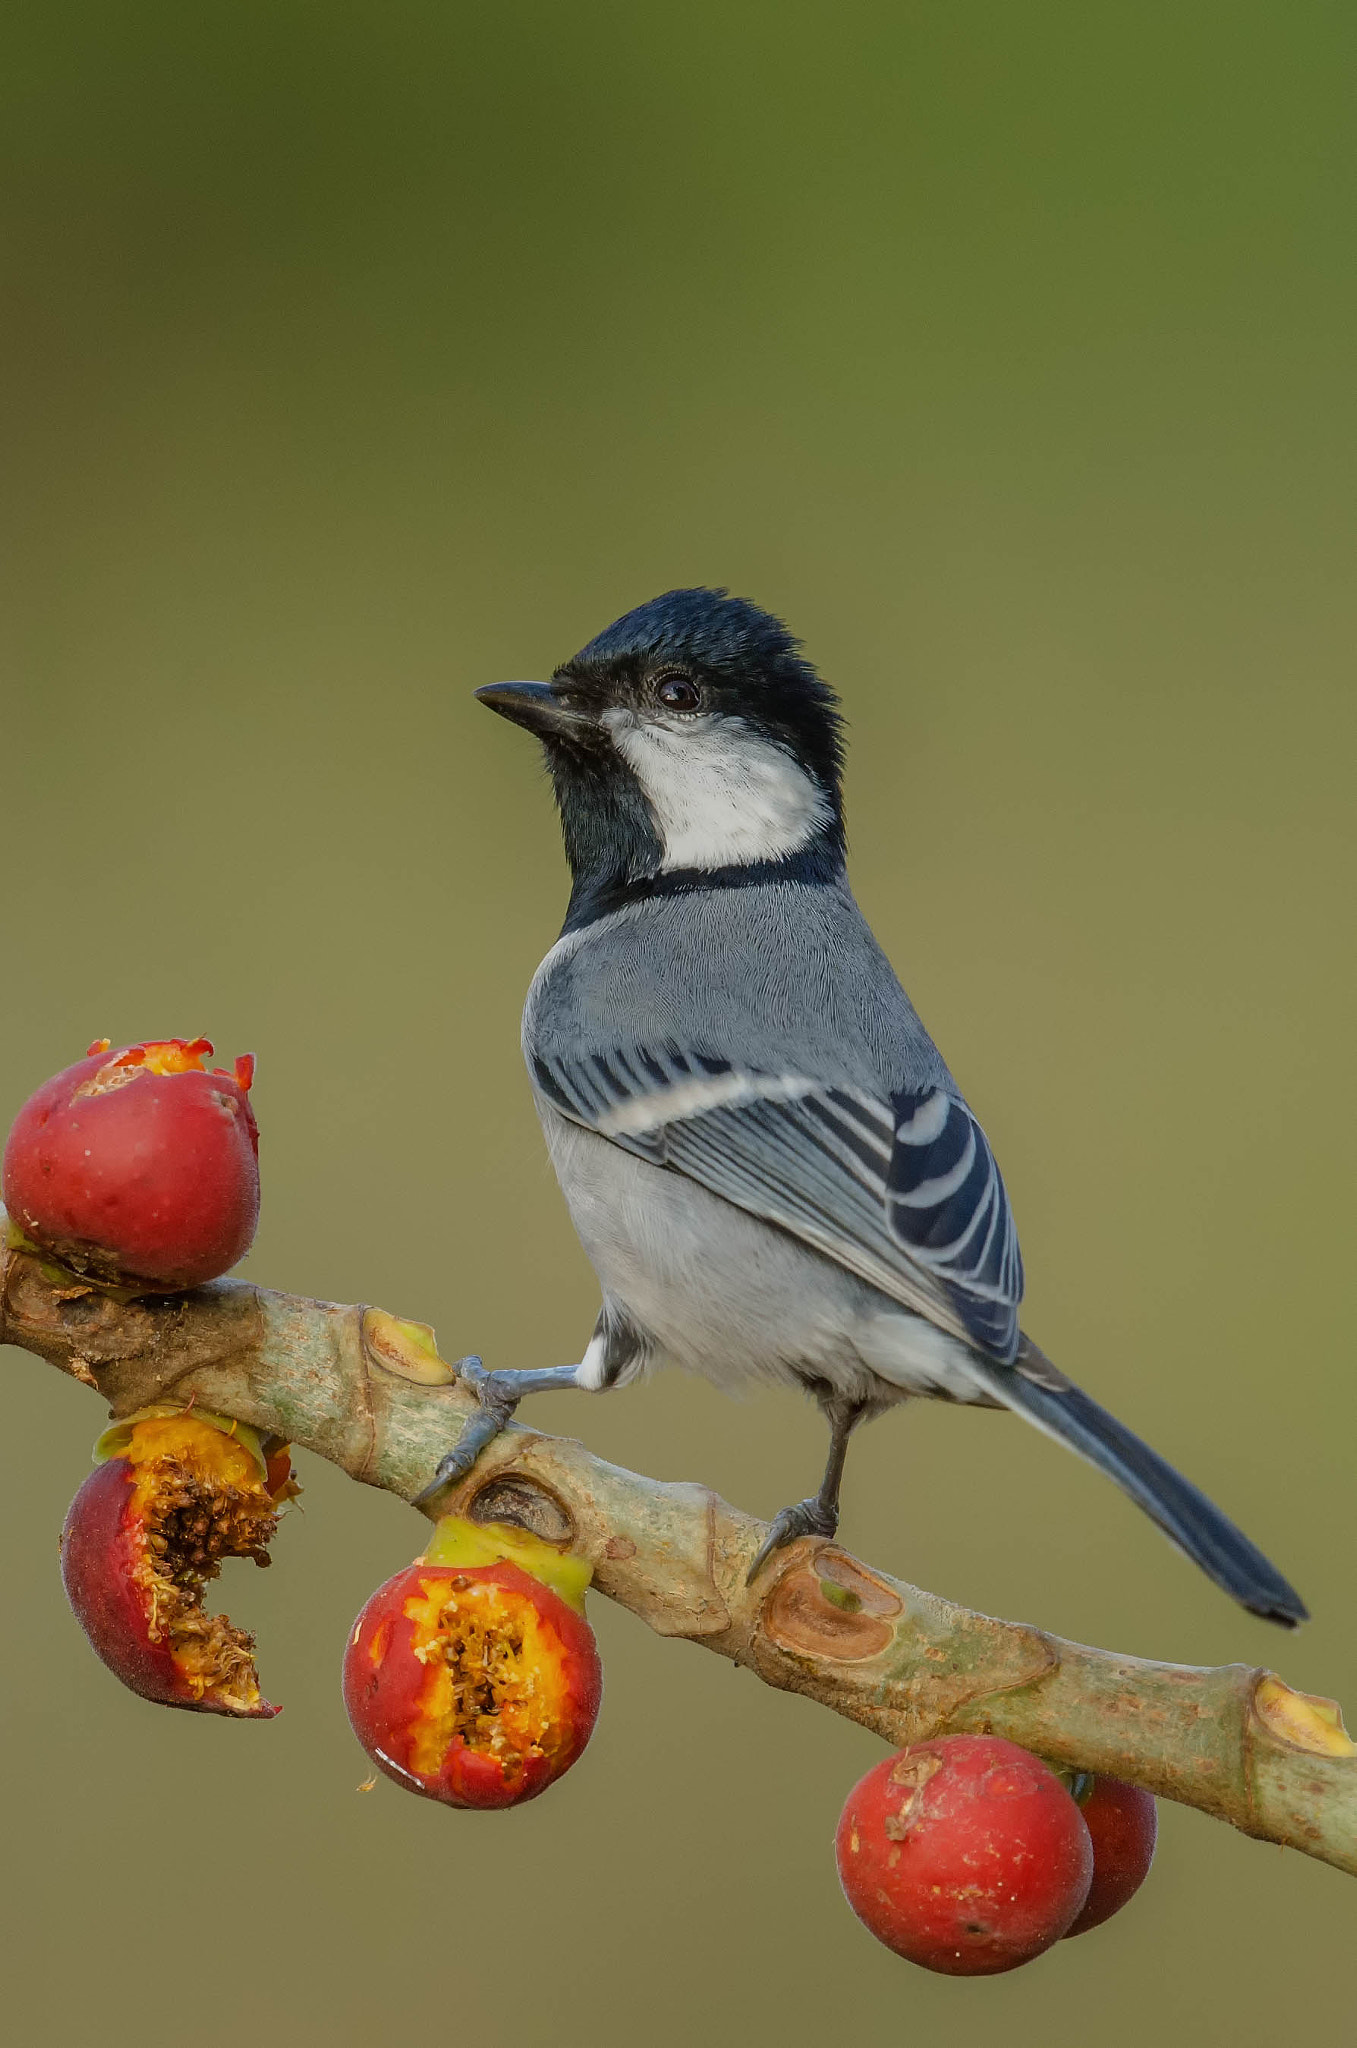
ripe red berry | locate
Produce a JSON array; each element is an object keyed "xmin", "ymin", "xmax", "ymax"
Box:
[
  {"xmin": 343, "ymin": 1517, "xmax": 603, "ymax": 1809},
  {"xmin": 3, "ymin": 1037, "xmax": 259, "ymax": 1289},
  {"xmin": 61, "ymin": 1408, "xmax": 296, "ymax": 1716},
  {"xmin": 1063, "ymin": 1775, "xmax": 1157, "ymax": 1936},
  {"xmin": 835, "ymin": 1735, "xmax": 1094, "ymax": 1974}
]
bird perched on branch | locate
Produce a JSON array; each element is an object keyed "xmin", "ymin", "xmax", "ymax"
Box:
[{"xmin": 421, "ymin": 587, "xmax": 1306, "ymax": 1626}]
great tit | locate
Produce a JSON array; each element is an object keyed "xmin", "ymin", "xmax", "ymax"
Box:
[{"xmin": 421, "ymin": 587, "xmax": 1306, "ymax": 1625}]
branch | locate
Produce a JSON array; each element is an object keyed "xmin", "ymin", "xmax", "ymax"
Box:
[{"xmin": 3, "ymin": 1225, "xmax": 1353, "ymax": 1876}]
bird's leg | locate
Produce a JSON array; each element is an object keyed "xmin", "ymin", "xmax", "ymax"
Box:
[
  {"xmin": 412, "ymin": 1358, "xmax": 586, "ymax": 1507},
  {"xmin": 746, "ymin": 1396, "xmax": 867, "ymax": 1583}
]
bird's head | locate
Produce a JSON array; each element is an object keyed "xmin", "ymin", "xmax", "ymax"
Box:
[{"xmin": 478, "ymin": 589, "xmax": 845, "ymax": 907}]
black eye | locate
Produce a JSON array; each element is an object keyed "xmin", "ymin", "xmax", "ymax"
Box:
[{"xmin": 654, "ymin": 673, "xmax": 701, "ymax": 711}]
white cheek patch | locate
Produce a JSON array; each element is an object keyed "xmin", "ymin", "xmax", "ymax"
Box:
[{"xmin": 605, "ymin": 711, "xmax": 832, "ymax": 871}]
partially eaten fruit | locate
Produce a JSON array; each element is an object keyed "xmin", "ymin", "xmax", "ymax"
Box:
[
  {"xmin": 343, "ymin": 1517, "xmax": 603, "ymax": 1808},
  {"xmin": 3, "ymin": 1036, "xmax": 260, "ymax": 1290},
  {"xmin": 61, "ymin": 1408, "xmax": 296, "ymax": 1717}
]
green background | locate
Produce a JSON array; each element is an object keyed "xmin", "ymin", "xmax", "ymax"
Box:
[{"xmin": 3, "ymin": 4, "xmax": 1353, "ymax": 2041}]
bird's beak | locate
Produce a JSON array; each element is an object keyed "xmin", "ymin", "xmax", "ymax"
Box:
[{"xmin": 475, "ymin": 681, "xmax": 595, "ymax": 740}]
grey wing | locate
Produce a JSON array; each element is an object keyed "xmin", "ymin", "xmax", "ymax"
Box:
[{"xmin": 530, "ymin": 1042, "xmax": 1024, "ymax": 1362}]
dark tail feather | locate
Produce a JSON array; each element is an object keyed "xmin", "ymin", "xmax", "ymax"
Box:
[{"xmin": 966, "ymin": 1358, "xmax": 1308, "ymax": 1627}]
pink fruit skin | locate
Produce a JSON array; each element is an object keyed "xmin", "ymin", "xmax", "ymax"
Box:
[
  {"xmin": 1064, "ymin": 1776, "xmax": 1157, "ymax": 1936},
  {"xmin": 60, "ymin": 1459, "xmax": 276, "ymax": 1717},
  {"xmin": 3, "ymin": 1047, "xmax": 259, "ymax": 1288},
  {"xmin": 836, "ymin": 1736, "xmax": 1094, "ymax": 1975}
]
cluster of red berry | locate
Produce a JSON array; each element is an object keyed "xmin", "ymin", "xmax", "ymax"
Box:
[
  {"xmin": 5, "ymin": 1038, "xmax": 1155, "ymax": 1966},
  {"xmin": 837, "ymin": 1738, "xmax": 1154, "ymax": 1972},
  {"xmin": 4, "ymin": 1039, "xmax": 603, "ymax": 1800}
]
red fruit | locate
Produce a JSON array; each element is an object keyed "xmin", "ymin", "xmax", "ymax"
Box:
[
  {"xmin": 836, "ymin": 1736, "xmax": 1094, "ymax": 1975},
  {"xmin": 343, "ymin": 1517, "xmax": 602, "ymax": 1809},
  {"xmin": 61, "ymin": 1408, "xmax": 296, "ymax": 1716},
  {"xmin": 1063, "ymin": 1775, "xmax": 1157, "ymax": 1936},
  {"xmin": 3, "ymin": 1037, "xmax": 259, "ymax": 1289}
]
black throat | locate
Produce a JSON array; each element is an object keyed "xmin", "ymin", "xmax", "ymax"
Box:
[
  {"xmin": 552, "ymin": 750, "xmax": 846, "ymax": 934},
  {"xmin": 559, "ymin": 841, "xmax": 846, "ymax": 933}
]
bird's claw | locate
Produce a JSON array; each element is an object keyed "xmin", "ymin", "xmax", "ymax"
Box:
[
  {"xmin": 411, "ymin": 1356, "xmax": 520, "ymax": 1507},
  {"xmin": 746, "ymin": 1496, "xmax": 840, "ymax": 1583}
]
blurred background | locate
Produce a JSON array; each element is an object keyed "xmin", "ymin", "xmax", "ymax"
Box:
[{"xmin": 2, "ymin": 3, "xmax": 1353, "ymax": 2041}]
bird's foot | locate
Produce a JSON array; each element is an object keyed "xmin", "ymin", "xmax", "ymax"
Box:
[
  {"xmin": 746, "ymin": 1496, "xmax": 840, "ymax": 1583},
  {"xmin": 412, "ymin": 1357, "xmax": 582, "ymax": 1508},
  {"xmin": 411, "ymin": 1357, "xmax": 509, "ymax": 1506}
]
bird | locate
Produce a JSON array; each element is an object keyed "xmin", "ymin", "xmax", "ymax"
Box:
[{"xmin": 419, "ymin": 586, "xmax": 1307, "ymax": 1626}]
